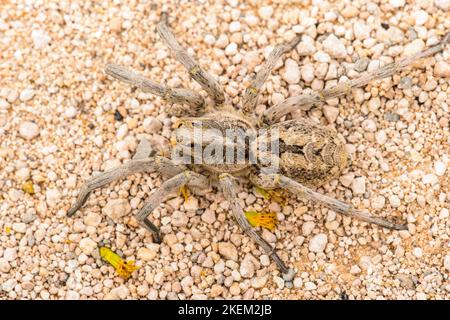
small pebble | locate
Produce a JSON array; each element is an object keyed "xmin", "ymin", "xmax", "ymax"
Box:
[
  {"xmin": 218, "ymin": 242, "xmax": 238, "ymax": 261},
  {"xmin": 308, "ymin": 233, "xmax": 328, "ymax": 253},
  {"xmin": 19, "ymin": 89, "xmax": 35, "ymax": 102},
  {"xmin": 352, "ymin": 177, "xmax": 366, "ymax": 195},
  {"xmin": 282, "ymin": 59, "xmax": 300, "ymax": 84},
  {"xmin": 323, "ymin": 34, "xmax": 347, "ymax": 59},
  {"xmin": 19, "ymin": 121, "xmax": 40, "ymax": 140}
]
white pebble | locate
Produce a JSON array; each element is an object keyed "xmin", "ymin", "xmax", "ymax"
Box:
[
  {"xmin": 434, "ymin": 161, "xmax": 446, "ymax": 176},
  {"xmin": 0, "ymin": 258, "xmax": 11, "ymax": 273},
  {"xmin": 282, "ymin": 59, "xmax": 300, "ymax": 84},
  {"xmin": 274, "ymin": 276, "xmax": 284, "ymax": 289},
  {"xmin": 12, "ymin": 223, "xmax": 26, "ymax": 233},
  {"xmin": 323, "ymin": 106, "xmax": 339, "ymax": 123},
  {"xmin": 183, "ymin": 197, "xmax": 198, "ymax": 211},
  {"xmin": 20, "ymin": 89, "xmax": 35, "ymax": 102},
  {"xmin": 116, "ymin": 123, "xmax": 128, "ymax": 140},
  {"xmin": 229, "ymin": 21, "xmax": 241, "ymax": 33},
  {"xmin": 301, "ymin": 64, "xmax": 315, "ymax": 83},
  {"xmin": 416, "ymin": 292, "xmax": 427, "ymax": 300},
  {"xmin": 368, "ymin": 97, "xmax": 381, "ymax": 111},
  {"xmin": 31, "ymin": 29, "xmax": 51, "ymax": 48},
  {"xmin": 444, "ymin": 255, "xmax": 450, "ymax": 271},
  {"xmin": 171, "ymin": 211, "xmax": 188, "ymax": 227},
  {"xmin": 434, "ymin": 61, "xmax": 450, "ymax": 77},
  {"xmin": 46, "ymin": 188, "xmax": 61, "ymax": 208},
  {"xmin": 390, "ymin": 0, "xmax": 405, "ymax": 7},
  {"xmin": 403, "ymin": 39, "xmax": 425, "ymax": 56},
  {"xmin": 362, "ymin": 119, "xmax": 377, "ymax": 132},
  {"xmin": 79, "ymin": 238, "xmax": 97, "ymax": 255},
  {"xmin": 422, "ymin": 173, "xmax": 438, "ymax": 185},
  {"xmin": 323, "ymin": 34, "xmax": 347, "ymax": 59},
  {"xmin": 353, "ymin": 21, "xmax": 371, "ymax": 40},
  {"xmin": 84, "ymin": 212, "xmax": 102, "ymax": 227},
  {"xmin": 137, "ymin": 246, "xmax": 159, "ymax": 261},
  {"xmin": 302, "ymin": 221, "xmax": 315, "ymax": 236},
  {"xmin": 201, "ymin": 209, "xmax": 216, "ymax": 224},
  {"xmin": 1, "ymin": 279, "xmax": 17, "ymax": 292},
  {"xmin": 223, "ymin": 42, "xmax": 239, "ymax": 58},
  {"xmin": 66, "ymin": 290, "xmax": 80, "ymax": 300},
  {"xmin": 3, "ymin": 248, "xmax": 17, "ymax": 262},
  {"xmin": 352, "ymin": 177, "xmax": 366, "ymax": 195},
  {"xmin": 304, "ymin": 281, "xmax": 317, "ymax": 290},
  {"xmin": 102, "ymin": 199, "xmax": 131, "ymax": 220},
  {"xmin": 389, "ymin": 195, "xmax": 401, "ymax": 208},
  {"xmin": 339, "ymin": 173, "xmax": 354, "ymax": 187},
  {"xmin": 216, "ymin": 34, "xmax": 229, "ymax": 48},
  {"xmin": 203, "ymin": 34, "xmax": 215, "ymax": 45},
  {"xmin": 413, "ymin": 10, "xmax": 429, "ymax": 26},
  {"xmin": 435, "ymin": 0, "xmax": 450, "ymax": 11},
  {"xmin": 239, "ymin": 254, "xmax": 256, "ymax": 278},
  {"xmin": 19, "ymin": 121, "xmax": 40, "ymax": 140},
  {"xmin": 375, "ymin": 130, "xmax": 387, "ymax": 145},
  {"xmin": 245, "ymin": 15, "xmax": 259, "ymax": 26},
  {"xmin": 412, "ymin": 247, "xmax": 423, "ymax": 258},
  {"xmin": 218, "ymin": 242, "xmax": 238, "ymax": 261},
  {"xmin": 308, "ymin": 233, "xmax": 328, "ymax": 253},
  {"xmin": 439, "ymin": 208, "xmax": 449, "ymax": 219},
  {"xmin": 251, "ymin": 275, "xmax": 268, "ymax": 289},
  {"xmin": 371, "ymin": 195, "xmax": 386, "ymax": 210},
  {"xmin": 258, "ymin": 6, "xmax": 273, "ymax": 20},
  {"xmin": 65, "ymin": 106, "xmax": 78, "ymax": 118},
  {"xmin": 16, "ymin": 167, "xmax": 30, "ymax": 181}
]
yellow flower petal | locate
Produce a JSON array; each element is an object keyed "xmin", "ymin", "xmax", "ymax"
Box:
[
  {"xmin": 245, "ymin": 210, "xmax": 278, "ymax": 231},
  {"xmin": 99, "ymin": 247, "xmax": 139, "ymax": 279}
]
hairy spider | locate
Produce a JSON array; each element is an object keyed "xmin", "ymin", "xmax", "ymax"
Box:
[{"xmin": 67, "ymin": 12, "xmax": 449, "ymax": 280}]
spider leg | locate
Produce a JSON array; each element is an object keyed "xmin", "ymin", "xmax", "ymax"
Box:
[
  {"xmin": 105, "ymin": 64, "xmax": 205, "ymax": 117},
  {"xmin": 256, "ymin": 169, "xmax": 407, "ymax": 230},
  {"xmin": 265, "ymin": 31, "xmax": 450, "ymax": 123},
  {"xmin": 242, "ymin": 35, "xmax": 301, "ymax": 114},
  {"xmin": 135, "ymin": 170, "xmax": 209, "ymax": 242},
  {"xmin": 67, "ymin": 156, "xmax": 185, "ymax": 217},
  {"xmin": 218, "ymin": 173, "xmax": 294, "ymax": 279},
  {"xmin": 157, "ymin": 12, "xmax": 226, "ymax": 106}
]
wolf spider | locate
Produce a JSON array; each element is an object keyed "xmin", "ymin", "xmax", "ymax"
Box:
[{"xmin": 68, "ymin": 12, "xmax": 449, "ymax": 279}]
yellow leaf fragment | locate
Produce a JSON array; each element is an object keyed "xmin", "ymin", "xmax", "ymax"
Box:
[
  {"xmin": 5, "ymin": 226, "xmax": 11, "ymax": 235},
  {"xmin": 99, "ymin": 247, "xmax": 139, "ymax": 279},
  {"xmin": 244, "ymin": 210, "xmax": 278, "ymax": 231},
  {"xmin": 180, "ymin": 185, "xmax": 189, "ymax": 202},
  {"xmin": 255, "ymin": 187, "xmax": 270, "ymax": 199},
  {"xmin": 254, "ymin": 187, "xmax": 286, "ymax": 206},
  {"xmin": 22, "ymin": 181, "xmax": 35, "ymax": 194}
]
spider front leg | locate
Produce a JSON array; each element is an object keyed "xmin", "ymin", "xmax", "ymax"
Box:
[
  {"xmin": 265, "ymin": 31, "xmax": 450, "ymax": 122},
  {"xmin": 254, "ymin": 170, "xmax": 407, "ymax": 230},
  {"xmin": 218, "ymin": 173, "xmax": 295, "ymax": 280},
  {"xmin": 157, "ymin": 12, "xmax": 226, "ymax": 106},
  {"xmin": 242, "ymin": 35, "xmax": 301, "ymax": 114},
  {"xmin": 105, "ymin": 64, "xmax": 205, "ymax": 117},
  {"xmin": 134, "ymin": 170, "xmax": 209, "ymax": 242},
  {"xmin": 67, "ymin": 141, "xmax": 186, "ymax": 241}
]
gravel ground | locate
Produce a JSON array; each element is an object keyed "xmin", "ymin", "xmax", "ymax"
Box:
[{"xmin": 0, "ymin": 0, "xmax": 449, "ymax": 300}]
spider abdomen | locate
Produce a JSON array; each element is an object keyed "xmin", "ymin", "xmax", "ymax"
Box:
[{"xmin": 258, "ymin": 119, "xmax": 349, "ymax": 187}]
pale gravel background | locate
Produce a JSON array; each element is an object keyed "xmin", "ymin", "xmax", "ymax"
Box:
[{"xmin": 0, "ymin": 0, "xmax": 449, "ymax": 299}]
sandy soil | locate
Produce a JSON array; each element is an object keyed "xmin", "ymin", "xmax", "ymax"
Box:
[{"xmin": 0, "ymin": 0, "xmax": 449, "ymax": 299}]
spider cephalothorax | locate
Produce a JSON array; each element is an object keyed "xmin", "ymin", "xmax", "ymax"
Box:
[{"xmin": 67, "ymin": 11, "xmax": 449, "ymax": 280}]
